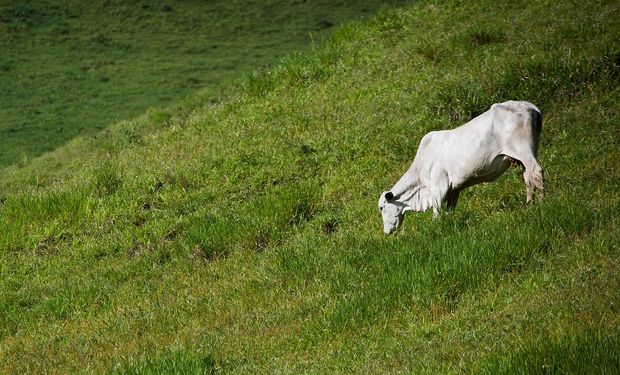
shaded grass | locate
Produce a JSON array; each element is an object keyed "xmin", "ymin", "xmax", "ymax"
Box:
[
  {"xmin": 433, "ymin": 47, "xmax": 620, "ymax": 125},
  {"xmin": 482, "ymin": 332, "xmax": 620, "ymax": 374}
]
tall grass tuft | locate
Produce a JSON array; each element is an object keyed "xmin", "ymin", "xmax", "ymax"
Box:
[
  {"xmin": 110, "ymin": 350, "xmax": 223, "ymax": 375},
  {"xmin": 93, "ymin": 162, "xmax": 122, "ymax": 197}
]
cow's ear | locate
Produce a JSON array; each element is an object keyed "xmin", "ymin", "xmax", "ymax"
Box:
[{"xmin": 385, "ymin": 192, "xmax": 394, "ymax": 201}]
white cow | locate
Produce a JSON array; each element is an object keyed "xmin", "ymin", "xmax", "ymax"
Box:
[{"xmin": 378, "ymin": 100, "xmax": 544, "ymax": 234}]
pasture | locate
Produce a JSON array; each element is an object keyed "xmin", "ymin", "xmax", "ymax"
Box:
[
  {"xmin": 0, "ymin": 0, "xmax": 401, "ymax": 167},
  {"xmin": 0, "ymin": 0, "xmax": 618, "ymax": 373}
]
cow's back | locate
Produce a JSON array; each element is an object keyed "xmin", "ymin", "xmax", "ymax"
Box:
[
  {"xmin": 490, "ymin": 101, "xmax": 542, "ymax": 157},
  {"xmin": 420, "ymin": 101, "xmax": 541, "ymax": 189}
]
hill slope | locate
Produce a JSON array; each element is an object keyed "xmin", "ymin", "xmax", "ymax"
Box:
[{"xmin": 1, "ymin": 0, "xmax": 619, "ymax": 373}]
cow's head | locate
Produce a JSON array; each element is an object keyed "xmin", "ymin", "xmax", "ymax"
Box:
[{"xmin": 378, "ymin": 191, "xmax": 411, "ymax": 234}]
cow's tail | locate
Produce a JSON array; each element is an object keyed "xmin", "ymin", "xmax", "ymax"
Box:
[{"xmin": 529, "ymin": 106, "xmax": 542, "ymax": 157}]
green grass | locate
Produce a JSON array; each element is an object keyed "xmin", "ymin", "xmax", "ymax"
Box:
[
  {"xmin": 0, "ymin": 0, "xmax": 619, "ymax": 373},
  {"xmin": 0, "ymin": 0, "xmax": 403, "ymax": 167},
  {"xmin": 482, "ymin": 332, "xmax": 620, "ymax": 374},
  {"xmin": 110, "ymin": 350, "xmax": 222, "ymax": 375}
]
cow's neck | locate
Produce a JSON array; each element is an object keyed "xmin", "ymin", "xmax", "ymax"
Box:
[
  {"xmin": 391, "ymin": 171, "xmax": 431, "ymax": 212},
  {"xmin": 391, "ymin": 171, "xmax": 419, "ymax": 202}
]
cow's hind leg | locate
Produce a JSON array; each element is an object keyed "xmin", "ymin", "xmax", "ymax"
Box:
[
  {"xmin": 523, "ymin": 160, "xmax": 544, "ymax": 204},
  {"xmin": 511, "ymin": 155, "xmax": 543, "ymax": 204},
  {"xmin": 505, "ymin": 152, "xmax": 544, "ymax": 204}
]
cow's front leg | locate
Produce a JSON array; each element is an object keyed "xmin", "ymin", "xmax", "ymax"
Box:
[
  {"xmin": 430, "ymin": 185, "xmax": 448, "ymax": 219},
  {"xmin": 429, "ymin": 170, "xmax": 450, "ymax": 219}
]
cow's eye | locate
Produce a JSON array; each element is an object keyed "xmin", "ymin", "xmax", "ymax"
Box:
[{"xmin": 380, "ymin": 207, "xmax": 383, "ymax": 211}]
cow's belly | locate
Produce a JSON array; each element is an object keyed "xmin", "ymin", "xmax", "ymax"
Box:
[{"xmin": 453, "ymin": 155, "xmax": 511, "ymax": 190}]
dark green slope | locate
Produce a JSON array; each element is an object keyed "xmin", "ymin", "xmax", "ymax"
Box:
[{"xmin": 0, "ymin": 0, "xmax": 404, "ymax": 167}]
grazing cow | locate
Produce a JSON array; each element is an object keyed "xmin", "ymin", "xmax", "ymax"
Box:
[{"xmin": 378, "ymin": 100, "xmax": 544, "ymax": 234}]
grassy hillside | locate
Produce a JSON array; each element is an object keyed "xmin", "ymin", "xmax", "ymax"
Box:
[
  {"xmin": 0, "ymin": 0, "xmax": 402, "ymax": 168},
  {"xmin": 1, "ymin": 0, "xmax": 619, "ymax": 373}
]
